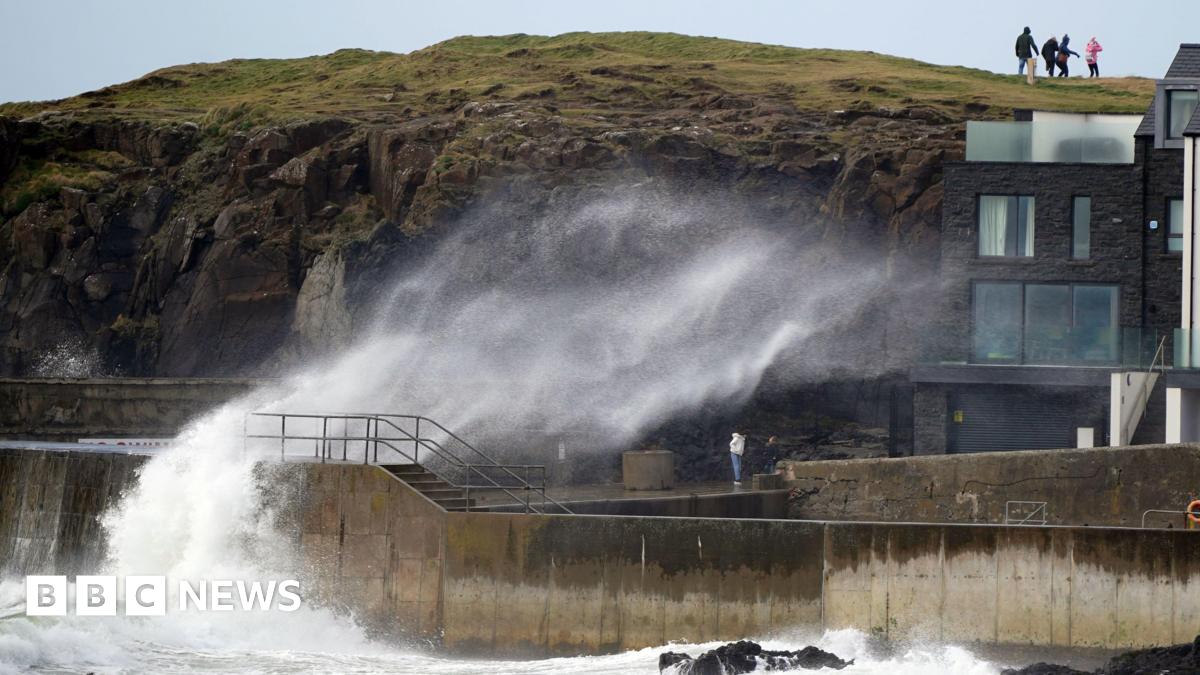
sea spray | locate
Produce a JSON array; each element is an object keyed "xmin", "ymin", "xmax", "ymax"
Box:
[
  {"xmin": 1, "ymin": 184, "xmax": 932, "ymax": 671},
  {"xmin": 267, "ymin": 184, "xmax": 904, "ymax": 456}
]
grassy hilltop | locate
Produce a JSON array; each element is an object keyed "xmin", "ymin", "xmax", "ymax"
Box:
[
  {"xmin": 1, "ymin": 32, "xmax": 1153, "ymax": 125},
  {"xmin": 0, "ymin": 32, "xmax": 1160, "ymax": 383}
]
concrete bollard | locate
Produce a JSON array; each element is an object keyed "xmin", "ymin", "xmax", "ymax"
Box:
[{"xmin": 622, "ymin": 450, "xmax": 675, "ymax": 490}]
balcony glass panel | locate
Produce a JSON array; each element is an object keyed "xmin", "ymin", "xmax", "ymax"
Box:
[{"xmin": 966, "ymin": 118, "xmax": 1138, "ymax": 164}]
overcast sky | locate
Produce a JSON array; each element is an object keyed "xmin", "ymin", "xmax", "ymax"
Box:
[{"xmin": 2, "ymin": 0, "xmax": 1197, "ymax": 103}]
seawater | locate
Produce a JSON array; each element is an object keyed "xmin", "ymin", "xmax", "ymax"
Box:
[{"xmin": 0, "ymin": 602, "xmax": 1006, "ymax": 675}]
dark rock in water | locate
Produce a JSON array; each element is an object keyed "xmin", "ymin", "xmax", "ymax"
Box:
[
  {"xmin": 1000, "ymin": 664, "xmax": 1089, "ymax": 675},
  {"xmin": 1003, "ymin": 635, "xmax": 1200, "ymax": 675},
  {"xmin": 1098, "ymin": 635, "xmax": 1200, "ymax": 674},
  {"xmin": 658, "ymin": 640, "xmax": 853, "ymax": 674},
  {"xmin": 659, "ymin": 652, "xmax": 692, "ymax": 671}
]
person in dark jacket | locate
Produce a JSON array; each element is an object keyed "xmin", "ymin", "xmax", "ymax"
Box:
[
  {"xmin": 1041, "ymin": 36, "xmax": 1059, "ymax": 77},
  {"xmin": 1057, "ymin": 35, "xmax": 1080, "ymax": 77},
  {"xmin": 1015, "ymin": 27, "xmax": 1038, "ymax": 75}
]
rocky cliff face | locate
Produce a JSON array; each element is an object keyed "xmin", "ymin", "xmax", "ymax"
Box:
[{"xmin": 0, "ymin": 95, "xmax": 959, "ymax": 376}]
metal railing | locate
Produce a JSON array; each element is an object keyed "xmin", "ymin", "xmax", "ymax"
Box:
[
  {"xmin": 1140, "ymin": 506, "xmax": 1200, "ymax": 529},
  {"xmin": 243, "ymin": 412, "xmax": 573, "ymax": 515},
  {"xmin": 1004, "ymin": 500, "xmax": 1047, "ymax": 526},
  {"xmin": 1121, "ymin": 336, "xmax": 1166, "ymax": 445}
]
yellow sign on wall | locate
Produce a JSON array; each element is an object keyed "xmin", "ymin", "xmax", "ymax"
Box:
[{"xmin": 953, "ymin": 410, "xmax": 964, "ymax": 424}]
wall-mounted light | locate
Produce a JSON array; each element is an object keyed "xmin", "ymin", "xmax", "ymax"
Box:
[{"xmin": 1150, "ymin": 219, "xmax": 1160, "ymax": 230}]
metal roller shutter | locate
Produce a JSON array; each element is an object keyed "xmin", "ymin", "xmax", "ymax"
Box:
[{"xmin": 949, "ymin": 389, "xmax": 1075, "ymax": 453}]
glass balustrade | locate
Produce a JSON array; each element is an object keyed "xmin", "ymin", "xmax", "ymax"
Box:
[
  {"xmin": 921, "ymin": 325, "xmax": 1165, "ymax": 369},
  {"xmin": 965, "ymin": 118, "xmax": 1139, "ymax": 164}
]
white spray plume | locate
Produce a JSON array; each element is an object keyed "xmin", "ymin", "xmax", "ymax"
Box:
[
  {"xmin": 266, "ymin": 184, "xmax": 889, "ymax": 449},
  {"xmin": 0, "ymin": 183, "xmax": 904, "ymax": 670}
]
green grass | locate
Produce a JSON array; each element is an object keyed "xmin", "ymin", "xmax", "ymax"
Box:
[
  {"xmin": 0, "ymin": 150, "xmax": 129, "ymax": 217},
  {"xmin": 0, "ymin": 32, "xmax": 1154, "ymax": 123}
]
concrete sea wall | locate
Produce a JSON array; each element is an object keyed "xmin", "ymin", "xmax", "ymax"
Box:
[
  {"xmin": 437, "ymin": 512, "xmax": 1200, "ymax": 654},
  {"xmin": 781, "ymin": 443, "xmax": 1200, "ymax": 527},
  {"xmin": 822, "ymin": 522, "xmax": 1200, "ymax": 649},
  {"xmin": 279, "ymin": 462, "xmax": 446, "ymax": 643},
  {"xmin": 441, "ymin": 512, "xmax": 822, "ymax": 655},
  {"xmin": 0, "ymin": 377, "xmax": 263, "ymax": 440},
  {"xmin": 0, "ymin": 448, "xmax": 146, "ymax": 575},
  {"xmin": 4, "ymin": 448, "xmax": 1200, "ymax": 656},
  {"xmin": 481, "ymin": 489, "xmax": 789, "ymax": 519}
]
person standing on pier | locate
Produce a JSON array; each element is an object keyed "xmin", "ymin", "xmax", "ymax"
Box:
[
  {"xmin": 764, "ymin": 435, "xmax": 782, "ymax": 474},
  {"xmin": 729, "ymin": 431, "xmax": 746, "ymax": 486}
]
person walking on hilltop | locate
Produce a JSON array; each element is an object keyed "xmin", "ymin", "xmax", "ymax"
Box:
[
  {"xmin": 1041, "ymin": 35, "xmax": 1060, "ymax": 77},
  {"xmin": 1057, "ymin": 35, "xmax": 1080, "ymax": 77},
  {"xmin": 729, "ymin": 431, "xmax": 746, "ymax": 486},
  {"xmin": 1085, "ymin": 37, "xmax": 1103, "ymax": 77},
  {"xmin": 1015, "ymin": 27, "xmax": 1038, "ymax": 80}
]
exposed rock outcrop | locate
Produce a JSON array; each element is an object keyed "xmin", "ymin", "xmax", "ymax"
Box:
[
  {"xmin": 659, "ymin": 640, "xmax": 853, "ymax": 674},
  {"xmin": 1002, "ymin": 635, "xmax": 1200, "ymax": 675},
  {"xmin": 0, "ymin": 95, "xmax": 959, "ymax": 376}
]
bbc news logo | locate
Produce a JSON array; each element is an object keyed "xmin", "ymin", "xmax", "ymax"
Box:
[{"xmin": 26, "ymin": 576, "xmax": 302, "ymax": 616}]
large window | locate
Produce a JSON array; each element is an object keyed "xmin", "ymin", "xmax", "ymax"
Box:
[
  {"xmin": 973, "ymin": 282, "xmax": 1119, "ymax": 365},
  {"xmin": 973, "ymin": 283, "xmax": 1022, "ymax": 362},
  {"xmin": 1168, "ymin": 198, "xmax": 1185, "ymax": 252},
  {"xmin": 1073, "ymin": 285, "xmax": 1119, "ymax": 363},
  {"xmin": 1071, "ymin": 196, "xmax": 1091, "ymax": 259},
  {"xmin": 1168, "ymin": 90, "xmax": 1200, "ymax": 140},
  {"xmin": 1024, "ymin": 284, "xmax": 1071, "ymax": 363},
  {"xmin": 979, "ymin": 195, "xmax": 1035, "ymax": 257}
]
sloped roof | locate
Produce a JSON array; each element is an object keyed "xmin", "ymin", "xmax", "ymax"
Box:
[
  {"xmin": 1166, "ymin": 44, "xmax": 1200, "ymax": 78},
  {"xmin": 1185, "ymin": 100, "xmax": 1200, "ymax": 136},
  {"xmin": 1136, "ymin": 44, "xmax": 1200, "ymax": 137},
  {"xmin": 1135, "ymin": 98, "xmax": 1157, "ymax": 137}
]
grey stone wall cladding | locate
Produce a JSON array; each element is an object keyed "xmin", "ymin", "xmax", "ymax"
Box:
[
  {"xmin": 940, "ymin": 161, "xmax": 1145, "ymax": 362},
  {"xmin": 1142, "ymin": 143, "xmax": 1185, "ymax": 348},
  {"xmin": 913, "ymin": 384, "xmax": 948, "ymax": 455}
]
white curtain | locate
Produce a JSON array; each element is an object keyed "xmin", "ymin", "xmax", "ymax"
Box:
[{"xmin": 979, "ymin": 196, "xmax": 1008, "ymax": 256}]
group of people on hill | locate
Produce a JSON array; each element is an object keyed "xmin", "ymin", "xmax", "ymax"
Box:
[{"xmin": 1015, "ymin": 27, "xmax": 1102, "ymax": 78}]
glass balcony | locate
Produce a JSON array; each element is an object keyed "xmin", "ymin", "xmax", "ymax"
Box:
[
  {"xmin": 1175, "ymin": 328, "xmax": 1200, "ymax": 368},
  {"xmin": 921, "ymin": 325, "xmax": 1164, "ymax": 369},
  {"xmin": 965, "ymin": 118, "xmax": 1139, "ymax": 164}
]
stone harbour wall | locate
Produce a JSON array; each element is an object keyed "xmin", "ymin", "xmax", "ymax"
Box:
[
  {"xmin": 781, "ymin": 443, "xmax": 1200, "ymax": 527},
  {"xmin": 0, "ymin": 377, "xmax": 264, "ymax": 440}
]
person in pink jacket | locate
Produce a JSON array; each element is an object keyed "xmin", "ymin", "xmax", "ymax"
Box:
[{"xmin": 1085, "ymin": 37, "xmax": 1103, "ymax": 77}]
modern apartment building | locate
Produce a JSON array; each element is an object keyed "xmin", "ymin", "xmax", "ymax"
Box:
[{"xmin": 912, "ymin": 44, "xmax": 1199, "ymax": 454}]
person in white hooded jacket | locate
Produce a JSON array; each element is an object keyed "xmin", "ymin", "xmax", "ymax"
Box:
[{"xmin": 729, "ymin": 432, "xmax": 746, "ymax": 485}]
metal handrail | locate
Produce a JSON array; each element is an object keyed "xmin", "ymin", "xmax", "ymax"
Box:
[
  {"xmin": 247, "ymin": 423, "xmax": 554, "ymax": 514},
  {"xmin": 244, "ymin": 412, "xmax": 573, "ymax": 514},
  {"xmin": 1122, "ymin": 336, "xmax": 1166, "ymax": 444},
  {"xmin": 1141, "ymin": 508, "xmax": 1193, "ymax": 528}
]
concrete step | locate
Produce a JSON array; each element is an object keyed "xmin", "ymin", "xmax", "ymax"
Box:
[
  {"xmin": 434, "ymin": 497, "xmax": 476, "ymax": 510},
  {"xmin": 379, "ymin": 464, "xmax": 425, "ymax": 475},
  {"xmin": 416, "ymin": 487, "xmax": 467, "ymax": 499},
  {"xmin": 403, "ymin": 477, "xmax": 453, "ymax": 486}
]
